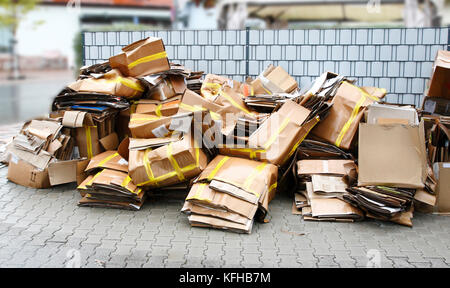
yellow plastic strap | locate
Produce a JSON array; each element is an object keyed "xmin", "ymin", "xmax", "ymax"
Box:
[
  {"xmin": 80, "ymin": 170, "xmax": 103, "ymax": 189},
  {"xmin": 207, "ymin": 156, "xmax": 229, "ymax": 181},
  {"xmin": 263, "ymin": 117, "xmax": 290, "ymax": 150},
  {"xmin": 85, "ymin": 126, "xmax": 96, "ymax": 159},
  {"xmin": 269, "ymin": 182, "xmax": 277, "ymax": 193},
  {"xmin": 140, "ymin": 148, "xmax": 157, "ymax": 186},
  {"xmin": 121, "ymin": 175, "xmax": 139, "ymax": 194},
  {"xmin": 226, "ymin": 147, "xmax": 265, "ymax": 159},
  {"xmin": 335, "ymin": 96, "xmax": 366, "ymax": 148},
  {"xmin": 155, "ymin": 104, "xmax": 163, "ymax": 117},
  {"xmin": 167, "ymin": 142, "xmax": 185, "ymax": 182},
  {"xmin": 107, "ymin": 76, "xmax": 144, "ymax": 92},
  {"xmin": 187, "ymin": 183, "xmax": 210, "ymax": 202},
  {"xmin": 130, "ymin": 100, "xmax": 139, "ymax": 113},
  {"xmin": 130, "ymin": 116, "xmax": 161, "ymax": 123},
  {"xmin": 98, "ymin": 152, "xmax": 119, "ymax": 168},
  {"xmin": 243, "ymin": 162, "xmax": 267, "ymax": 197},
  {"xmin": 128, "ymin": 51, "xmax": 168, "ymax": 69},
  {"xmin": 209, "ymin": 111, "xmax": 221, "ymax": 121},
  {"xmin": 138, "ymin": 147, "xmax": 201, "ymax": 186},
  {"xmin": 283, "ymin": 116, "xmax": 320, "ymax": 164},
  {"xmin": 179, "ymin": 103, "xmax": 207, "ymax": 112},
  {"xmin": 201, "ymin": 82, "xmax": 222, "ymax": 96},
  {"xmin": 334, "ymin": 82, "xmax": 381, "ymax": 147},
  {"xmin": 219, "ymin": 91, "xmax": 252, "ymax": 115},
  {"xmin": 203, "ymin": 82, "xmax": 222, "ymax": 89}
]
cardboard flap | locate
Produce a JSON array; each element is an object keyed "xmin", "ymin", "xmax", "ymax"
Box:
[
  {"xmin": 48, "ymin": 159, "xmax": 79, "ymax": 186},
  {"xmin": 62, "ymin": 111, "xmax": 93, "ymax": 128},
  {"xmin": 99, "ymin": 133, "xmax": 119, "ymax": 151}
]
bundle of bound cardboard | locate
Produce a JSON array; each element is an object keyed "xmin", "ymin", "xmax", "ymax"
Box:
[
  {"xmin": 182, "ymin": 155, "xmax": 278, "ymax": 233},
  {"xmin": 4, "ymin": 35, "xmax": 450, "ymax": 232},
  {"xmin": 77, "ymin": 151, "xmax": 145, "ymax": 210}
]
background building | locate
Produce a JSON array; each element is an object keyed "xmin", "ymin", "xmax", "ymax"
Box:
[{"xmin": 0, "ymin": 0, "xmax": 173, "ymax": 71}]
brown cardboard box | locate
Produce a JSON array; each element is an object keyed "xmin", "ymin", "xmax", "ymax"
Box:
[
  {"xmin": 220, "ymin": 100, "xmax": 319, "ymax": 166},
  {"xmin": 178, "ymin": 89, "xmax": 239, "ymax": 137},
  {"xmin": 312, "ymin": 81, "xmax": 384, "ymax": 150},
  {"xmin": 427, "ymin": 50, "xmax": 450, "ymax": 99},
  {"xmin": 358, "ymin": 122, "xmax": 427, "ymax": 188},
  {"xmin": 48, "ymin": 159, "xmax": 79, "ymax": 186},
  {"xmin": 7, "ymin": 158, "xmax": 51, "ymax": 189},
  {"xmin": 109, "ymin": 37, "xmax": 170, "ymax": 77},
  {"xmin": 128, "ymin": 113, "xmax": 173, "ymax": 139},
  {"xmin": 68, "ymin": 69, "xmax": 145, "ymax": 99},
  {"xmin": 62, "ymin": 111, "xmax": 103, "ymax": 159},
  {"xmin": 147, "ymin": 76, "xmax": 184, "ymax": 101},
  {"xmin": 128, "ymin": 136, "xmax": 207, "ymax": 188},
  {"xmin": 135, "ymin": 98, "xmax": 180, "ymax": 116},
  {"xmin": 434, "ymin": 162, "xmax": 450, "ymax": 213},
  {"xmin": 200, "ymin": 74, "xmax": 237, "ymax": 100},
  {"xmin": 367, "ymin": 103, "xmax": 419, "ymax": 125},
  {"xmin": 251, "ymin": 65, "xmax": 297, "ymax": 94}
]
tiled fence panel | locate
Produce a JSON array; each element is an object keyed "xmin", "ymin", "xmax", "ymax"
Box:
[{"xmin": 83, "ymin": 27, "xmax": 449, "ymax": 106}]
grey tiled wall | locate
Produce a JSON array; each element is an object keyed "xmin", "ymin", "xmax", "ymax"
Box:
[{"xmin": 83, "ymin": 28, "xmax": 449, "ymax": 106}]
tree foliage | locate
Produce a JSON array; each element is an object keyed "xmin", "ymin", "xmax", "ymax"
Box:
[{"xmin": 0, "ymin": 0, "xmax": 40, "ymax": 31}]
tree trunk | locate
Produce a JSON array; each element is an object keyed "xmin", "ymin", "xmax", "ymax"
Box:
[{"xmin": 9, "ymin": 3, "xmax": 23, "ymax": 80}]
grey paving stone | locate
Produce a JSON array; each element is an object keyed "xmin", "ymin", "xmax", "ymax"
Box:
[{"xmin": 1, "ymin": 166, "xmax": 450, "ymax": 268}]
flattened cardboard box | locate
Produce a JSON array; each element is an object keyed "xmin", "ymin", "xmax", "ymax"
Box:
[
  {"xmin": 182, "ymin": 201, "xmax": 251, "ymax": 226},
  {"xmin": 109, "ymin": 37, "xmax": 169, "ymax": 77},
  {"xmin": 188, "ymin": 213, "xmax": 253, "ymax": 234},
  {"xmin": 128, "ymin": 136, "xmax": 207, "ymax": 188},
  {"xmin": 196, "ymin": 155, "xmax": 278, "ymax": 212},
  {"xmin": 312, "ymin": 81, "xmax": 384, "ymax": 150},
  {"xmin": 85, "ymin": 150, "xmax": 128, "ymax": 173},
  {"xmin": 68, "ymin": 69, "xmax": 144, "ymax": 99},
  {"xmin": 358, "ymin": 122, "xmax": 427, "ymax": 188},
  {"xmin": 186, "ymin": 183, "xmax": 258, "ymax": 219},
  {"xmin": 297, "ymin": 159, "xmax": 355, "ymax": 176}
]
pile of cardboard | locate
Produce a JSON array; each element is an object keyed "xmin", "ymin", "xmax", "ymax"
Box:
[
  {"xmin": 4, "ymin": 34, "xmax": 450, "ymax": 232},
  {"xmin": 6, "ymin": 118, "xmax": 82, "ymax": 188}
]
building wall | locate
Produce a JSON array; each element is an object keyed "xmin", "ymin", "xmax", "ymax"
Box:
[{"xmin": 16, "ymin": 4, "xmax": 171, "ymax": 68}]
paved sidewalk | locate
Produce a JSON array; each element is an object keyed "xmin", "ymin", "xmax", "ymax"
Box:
[{"xmin": 0, "ymin": 166, "xmax": 449, "ymax": 268}]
